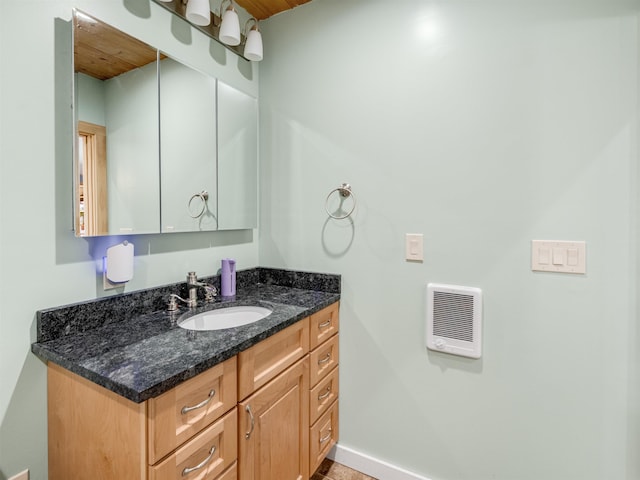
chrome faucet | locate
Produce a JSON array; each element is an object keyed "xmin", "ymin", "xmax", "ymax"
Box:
[
  {"xmin": 167, "ymin": 272, "xmax": 217, "ymax": 311},
  {"xmin": 187, "ymin": 271, "xmax": 217, "ymax": 306}
]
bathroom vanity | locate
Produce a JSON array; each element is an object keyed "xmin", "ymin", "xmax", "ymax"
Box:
[{"xmin": 32, "ymin": 268, "xmax": 340, "ymax": 480}]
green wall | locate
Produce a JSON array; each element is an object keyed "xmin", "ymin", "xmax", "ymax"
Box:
[
  {"xmin": 258, "ymin": 0, "xmax": 640, "ymax": 479},
  {"xmin": 2, "ymin": 0, "xmax": 640, "ymax": 479},
  {"xmin": 0, "ymin": 1, "xmax": 259, "ymax": 479}
]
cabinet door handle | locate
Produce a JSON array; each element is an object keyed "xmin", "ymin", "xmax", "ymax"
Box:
[
  {"xmin": 320, "ymin": 429, "xmax": 333, "ymax": 444},
  {"xmin": 181, "ymin": 389, "xmax": 215, "ymax": 415},
  {"xmin": 318, "ymin": 352, "xmax": 332, "ymax": 365},
  {"xmin": 318, "ymin": 386, "xmax": 332, "ymax": 401},
  {"xmin": 245, "ymin": 404, "xmax": 255, "ymax": 439},
  {"xmin": 181, "ymin": 445, "xmax": 216, "ymax": 476},
  {"xmin": 318, "ymin": 319, "xmax": 332, "ymax": 329}
]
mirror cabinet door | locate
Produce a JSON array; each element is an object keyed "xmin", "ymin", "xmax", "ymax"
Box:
[
  {"xmin": 73, "ymin": 10, "xmax": 160, "ymax": 236},
  {"xmin": 160, "ymin": 56, "xmax": 218, "ymax": 233},
  {"xmin": 217, "ymin": 81, "xmax": 258, "ymax": 230}
]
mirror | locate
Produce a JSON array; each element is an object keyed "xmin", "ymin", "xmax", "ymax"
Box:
[
  {"xmin": 73, "ymin": 10, "xmax": 160, "ymax": 236},
  {"xmin": 72, "ymin": 10, "xmax": 258, "ymax": 237},
  {"xmin": 159, "ymin": 56, "xmax": 218, "ymax": 233},
  {"xmin": 218, "ymin": 81, "xmax": 258, "ymax": 229}
]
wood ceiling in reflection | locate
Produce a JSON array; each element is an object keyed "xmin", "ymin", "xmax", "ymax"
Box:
[{"xmin": 74, "ymin": 12, "xmax": 159, "ymax": 81}]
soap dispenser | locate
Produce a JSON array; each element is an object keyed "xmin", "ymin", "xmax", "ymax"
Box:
[{"xmin": 221, "ymin": 258, "xmax": 236, "ymax": 297}]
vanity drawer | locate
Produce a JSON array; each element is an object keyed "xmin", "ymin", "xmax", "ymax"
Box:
[
  {"xmin": 309, "ymin": 334, "xmax": 339, "ymax": 387},
  {"xmin": 309, "ymin": 400, "xmax": 339, "ymax": 476},
  {"xmin": 215, "ymin": 462, "xmax": 237, "ymax": 480},
  {"xmin": 238, "ymin": 317, "xmax": 309, "ymax": 399},
  {"xmin": 148, "ymin": 357, "xmax": 237, "ymax": 464},
  {"xmin": 309, "ymin": 366, "xmax": 339, "ymax": 425},
  {"xmin": 309, "ymin": 303, "xmax": 340, "ymax": 350},
  {"xmin": 149, "ymin": 408, "xmax": 237, "ymax": 480}
]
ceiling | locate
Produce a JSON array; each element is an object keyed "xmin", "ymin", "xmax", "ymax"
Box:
[
  {"xmin": 235, "ymin": 0, "xmax": 312, "ymax": 21},
  {"xmin": 74, "ymin": 12, "xmax": 160, "ymax": 80},
  {"xmin": 74, "ymin": 1, "xmax": 312, "ymax": 80}
]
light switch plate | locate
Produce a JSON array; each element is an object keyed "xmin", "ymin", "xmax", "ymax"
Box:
[
  {"xmin": 405, "ymin": 234, "xmax": 424, "ymax": 261},
  {"xmin": 532, "ymin": 240, "xmax": 586, "ymax": 274}
]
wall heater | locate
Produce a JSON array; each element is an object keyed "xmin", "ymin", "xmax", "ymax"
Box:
[{"xmin": 426, "ymin": 283, "xmax": 483, "ymax": 359}]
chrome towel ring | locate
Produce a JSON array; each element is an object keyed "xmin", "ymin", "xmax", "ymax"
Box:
[
  {"xmin": 325, "ymin": 183, "xmax": 356, "ymax": 220},
  {"xmin": 188, "ymin": 191, "xmax": 209, "ymax": 218}
]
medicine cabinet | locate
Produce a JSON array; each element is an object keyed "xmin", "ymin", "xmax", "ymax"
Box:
[{"xmin": 72, "ymin": 10, "xmax": 258, "ymax": 237}]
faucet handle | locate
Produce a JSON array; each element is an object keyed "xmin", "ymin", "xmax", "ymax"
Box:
[
  {"xmin": 168, "ymin": 293, "xmax": 190, "ymax": 311},
  {"xmin": 187, "ymin": 271, "xmax": 198, "ymax": 284},
  {"xmin": 204, "ymin": 285, "xmax": 218, "ymax": 303},
  {"xmin": 168, "ymin": 295, "xmax": 179, "ymax": 311}
]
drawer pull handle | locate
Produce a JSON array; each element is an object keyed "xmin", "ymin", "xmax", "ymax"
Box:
[
  {"xmin": 245, "ymin": 404, "xmax": 255, "ymax": 439},
  {"xmin": 320, "ymin": 429, "xmax": 333, "ymax": 444},
  {"xmin": 318, "ymin": 353, "xmax": 332, "ymax": 365},
  {"xmin": 318, "ymin": 319, "xmax": 332, "ymax": 329},
  {"xmin": 181, "ymin": 445, "xmax": 216, "ymax": 476},
  {"xmin": 318, "ymin": 386, "xmax": 332, "ymax": 401},
  {"xmin": 181, "ymin": 389, "xmax": 215, "ymax": 415}
]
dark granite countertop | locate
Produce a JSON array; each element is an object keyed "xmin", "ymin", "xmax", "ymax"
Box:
[{"xmin": 32, "ymin": 268, "xmax": 340, "ymax": 403}]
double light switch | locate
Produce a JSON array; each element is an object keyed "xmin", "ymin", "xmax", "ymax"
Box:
[{"xmin": 531, "ymin": 240, "xmax": 586, "ymax": 274}]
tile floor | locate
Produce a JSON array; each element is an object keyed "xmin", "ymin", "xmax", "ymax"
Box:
[{"xmin": 311, "ymin": 459, "xmax": 378, "ymax": 480}]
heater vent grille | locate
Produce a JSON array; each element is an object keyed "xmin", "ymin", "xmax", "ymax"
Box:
[
  {"xmin": 426, "ymin": 283, "xmax": 483, "ymax": 359},
  {"xmin": 433, "ymin": 292, "xmax": 474, "ymax": 342}
]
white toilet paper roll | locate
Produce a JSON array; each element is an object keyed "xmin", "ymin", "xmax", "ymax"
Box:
[{"xmin": 106, "ymin": 242, "xmax": 134, "ymax": 283}]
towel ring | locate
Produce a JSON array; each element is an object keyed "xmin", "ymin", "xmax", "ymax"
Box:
[
  {"xmin": 325, "ymin": 183, "xmax": 356, "ymax": 220},
  {"xmin": 188, "ymin": 191, "xmax": 209, "ymax": 218}
]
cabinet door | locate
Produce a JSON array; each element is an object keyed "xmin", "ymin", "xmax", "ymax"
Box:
[{"xmin": 238, "ymin": 357, "xmax": 309, "ymax": 480}]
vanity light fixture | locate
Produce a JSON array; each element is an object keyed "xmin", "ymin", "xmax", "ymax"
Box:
[
  {"xmin": 218, "ymin": 0, "xmax": 241, "ymax": 46},
  {"xmin": 186, "ymin": 0, "xmax": 211, "ymax": 26},
  {"xmin": 151, "ymin": 0, "xmax": 262, "ymax": 61},
  {"xmin": 243, "ymin": 18, "xmax": 263, "ymax": 61}
]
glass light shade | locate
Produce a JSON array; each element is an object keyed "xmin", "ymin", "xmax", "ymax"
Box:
[
  {"xmin": 186, "ymin": 0, "xmax": 211, "ymax": 26},
  {"xmin": 219, "ymin": 8, "xmax": 241, "ymax": 46},
  {"xmin": 244, "ymin": 28, "xmax": 263, "ymax": 61}
]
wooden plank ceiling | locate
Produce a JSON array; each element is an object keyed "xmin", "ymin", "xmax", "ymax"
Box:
[
  {"xmin": 235, "ymin": 0, "xmax": 312, "ymax": 21},
  {"xmin": 74, "ymin": 1, "xmax": 311, "ymax": 80},
  {"xmin": 74, "ymin": 12, "xmax": 159, "ymax": 81}
]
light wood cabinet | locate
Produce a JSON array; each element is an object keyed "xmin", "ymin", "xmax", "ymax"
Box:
[
  {"xmin": 309, "ymin": 401, "xmax": 339, "ymax": 473},
  {"xmin": 48, "ymin": 363, "xmax": 147, "ymax": 480},
  {"xmin": 47, "ymin": 302, "xmax": 340, "ymax": 480},
  {"xmin": 48, "ymin": 356, "xmax": 238, "ymax": 480},
  {"xmin": 149, "ymin": 410, "xmax": 237, "ymax": 480},
  {"xmin": 238, "ymin": 357, "xmax": 310, "ymax": 480},
  {"xmin": 148, "ymin": 357, "xmax": 237, "ymax": 463},
  {"xmin": 238, "ymin": 317, "xmax": 309, "ymax": 399},
  {"xmin": 307, "ymin": 303, "xmax": 340, "ymax": 476}
]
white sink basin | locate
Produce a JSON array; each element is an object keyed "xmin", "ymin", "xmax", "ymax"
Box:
[{"xmin": 178, "ymin": 306, "xmax": 272, "ymax": 331}]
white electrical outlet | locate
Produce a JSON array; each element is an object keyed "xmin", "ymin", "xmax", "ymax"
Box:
[{"xmin": 8, "ymin": 469, "xmax": 29, "ymax": 480}]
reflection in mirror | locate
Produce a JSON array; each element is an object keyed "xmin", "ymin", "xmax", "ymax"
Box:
[
  {"xmin": 217, "ymin": 82, "xmax": 258, "ymax": 230},
  {"xmin": 73, "ymin": 10, "xmax": 160, "ymax": 236},
  {"xmin": 159, "ymin": 56, "xmax": 218, "ymax": 233}
]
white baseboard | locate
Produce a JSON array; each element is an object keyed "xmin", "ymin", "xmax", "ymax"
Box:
[{"xmin": 327, "ymin": 444, "xmax": 431, "ymax": 480}]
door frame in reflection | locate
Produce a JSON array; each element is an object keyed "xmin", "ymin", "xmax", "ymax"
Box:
[{"xmin": 77, "ymin": 121, "xmax": 108, "ymax": 236}]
